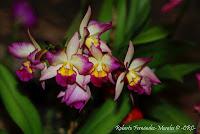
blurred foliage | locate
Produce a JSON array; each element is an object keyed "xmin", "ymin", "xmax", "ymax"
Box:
[
  {"xmin": 0, "ymin": 64, "xmax": 43, "ymax": 134},
  {"xmin": 78, "ymin": 96, "xmax": 130, "ymax": 134}
]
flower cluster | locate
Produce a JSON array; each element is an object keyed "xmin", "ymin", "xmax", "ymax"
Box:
[{"xmin": 8, "ymin": 7, "xmax": 160, "ymax": 110}]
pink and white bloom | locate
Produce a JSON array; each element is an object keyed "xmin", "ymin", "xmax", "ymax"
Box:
[
  {"xmin": 8, "ymin": 31, "xmax": 45, "ymax": 81},
  {"xmin": 79, "ymin": 6, "xmax": 112, "ymax": 54},
  {"xmin": 115, "ymin": 41, "xmax": 160, "ymax": 100},
  {"xmin": 89, "ymin": 46, "xmax": 120, "ymax": 87},
  {"xmin": 40, "ymin": 32, "xmax": 93, "ymax": 87},
  {"xmin": 161, "ymin": 0, "xmax": 183, "ymax": 13},
  {"xmin": 57, "ymin": 74, "xmax": 91, "ymax": 110}
]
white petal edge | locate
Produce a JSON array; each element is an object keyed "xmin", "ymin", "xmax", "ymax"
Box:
[
  {"xmin": 114, "ymin": 72, "xmax": 126, "ymax": 100},
  {"xmin": 124, "ymin": 41, "xmax": 134, "ymax": 68}
]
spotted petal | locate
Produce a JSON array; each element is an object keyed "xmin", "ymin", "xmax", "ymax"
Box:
[
  {"xmin": 71, "ymin": 54, "xmax": 93, "ymax": 75},
  {"xmin": 114, "ymin": 72, "xmax": 126, "ymax": 100},
  {"xmin": 40, "ymin": 64, "xmax": 62, "ymax": 81},
  {"xmin": 124, "ymin": 41, "xmax": 134, "ymax": 68},
  {"xmin": 66, "ymin": 32, "xmax": 80, "ymax": 59},
  {"xmin": 88, "ymin": 21, "xmax": 112, "ymax": 36},
  {"xmin": 79, "ymin": 6, "xmax": 91, "ymax": 37},
  {"xmin": 8, "ymin": 42, "xmax": 36, "ymax": 58},
  {"xmin": 129, "ymin": 58, "xmax": 152, "ymax": 71}
]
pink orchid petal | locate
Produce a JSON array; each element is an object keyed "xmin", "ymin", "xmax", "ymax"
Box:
[
  {"xmin": 46, "ymin": 51, "xmax": 67, "ymax": 65},
  {"xmin": 16, "ymin": 67, "xmax": 33, "ymax": 82},
  {"xmin": 40, "ymin": 64, "xmax": 62, "ymax": 81},
  {"xmin": 59, "ymin": 84, "xmax": 91, "ymax": 110},
  {"xmin": 114, "ymin": 72, "xmax": 125, "ymax": 100},
  {"xmin": 161, "ymin": 0, "xmax": 182, "ymax": 13},
  {"xmin": 129, "ymin": 58, "xmax": 152, "ymax": 71},
  {"xmin": 88, "ymin": 21, "xmax": 112, "ymax": 36},
  {"xmin": 41, "ymin": 81, "xmax": 45, "ymax": 90},
  {"xmin": 56, "ymin": 73, "xmax": 76, "ymax": 87},
  {"xmin": 91, "ymin": 75, "xmax": 106, "ymax": 87},
  {"xmin": 8, "ymin": 42, "xmax": 35, "ymax": 58},
  {"xmin": 90, "ymin": 45, "xmax": 103, "ymax": 60},
  {"xmin": 66, "ymin": 32, "xmax": 80, "ymax": 59},
  {"xmin": 71, "ymin": 54, "xmax": 93, "ymax": 75},
  {"xmin": 102, "ymin": 54, "xmax": 120, "ymax": 72},
  {"xmin": 108, "ymin": 73, "xmax": 115, "ymax": 84},
  {"xmin": 124, "ymin": 41, "xmax": 134, "ymax": 68},
  {"xmin": 99, "ymin": 40, "xmax": 111, "ymax": 54},
  {"xmin": 140, "ymin": 77, "xmax": 152, "ymax": 95},
  {"xmin": 79, "ymin": 6, "xmax": 91, "ymax": 37},
  {"xmin": 140, "ymin": 67, "xmax": 161, "ymax": 84},
  {"xmin": 76, "ymin": 74, "xmax": 91, "ymax": 86}
]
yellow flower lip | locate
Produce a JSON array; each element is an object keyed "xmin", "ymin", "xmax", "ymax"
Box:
[
  {"xmin": 91, "ymin": 63, "xmax": 108, "ymax": 78},
  {"xmin": 22, "ymin": 61, "xmax": 33, "ymax": 73},
  {"xmin": 85, "ymin": 36, "xmax": 99, "ymax": 48},
  {"xmin": 126, "ymin": 69, "xmax": 141, "ymax": 87},
  {"xmin": 58, "ymin": 63, "xmax": 75, "ymax": 76}
]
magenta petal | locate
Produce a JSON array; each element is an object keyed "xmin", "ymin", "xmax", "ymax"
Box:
[
  {"xmin": 8, "ymin": 42, "xmax": 35, "ymax": 58},
  {"xmin": 91, "ymin": 75, "xmax": 107, "ymax": 87},
  {"xmin": 56, "ymin": 73, "xmax": 76, "ymax": 87},
  {"xmin": 102, "ymin": 54, "xmax": 121, "ymax": 72},
  {"xmin": 88, "ymin": 20, "xmax": 112, "ymax": 36},
  {"xmin": 27, "ymin": 49, "xmax": 39, "ymax": 64},
  {"xmin": 71, "ymin": 54, "xmax": 93, "ymax": 75},
  {"xmin": 127, "ymin": 77, "xmax": 152, "ymax": 95},
  {"xmin": 140, "ymin": 67, "xmax": 160, "ymax": 84},
  {"xmin": 161, "ymin": 0, "xmax": 182, "ymax": 13},
  {"xmin": 46, "ymin": 51, "xmax": 67, "ymax": 65},
  {"xmin": 16, "ymin": 67, "xmax": 33, "ymax": 82},
  {"xmin": 58, "ymin": 84, "xmax": 91, "ymax": 110}
]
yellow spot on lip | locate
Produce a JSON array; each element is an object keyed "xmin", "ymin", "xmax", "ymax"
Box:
[
  {"xmin": 91, "ymin": 63, "xmax": 108, "ymax": 78},
  {"xmin": 22, "ymin": 61, "xmax": 33, "ymax": 73},
  {"xmin": 58, "ymin": 63, "xmax": 75, "ymax": 76},
  {"xmin": 126, "ymin": 69, "xmax": 141, "ymax": 87},
  {"xmin": 85, "ymin": 36, "xmax": 99, "ymax": 48}
]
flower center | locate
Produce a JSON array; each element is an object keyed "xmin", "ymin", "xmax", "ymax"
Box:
[
  {"xmin": 91, "ymin": 63, "xmax": 108, "ymax": 78},
  {"xmin": 126, "ymin": 69, "xmax": 141, "ymax": 87},
  {"xmin": 22, "ymin": 61, "xmax": 33, "ymax": 73},
  {"xmin": 85, "ymin": 36, "xmax": 99, "ymax": 48},
  {"xmin": 58, "ymin": 63, "xmax": 75, "ymax": 76}
]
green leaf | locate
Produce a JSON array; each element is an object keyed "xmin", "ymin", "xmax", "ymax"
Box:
[
  {"xmin": 0, "ymin": 64, "xmax": 43, "ymax": 134},
  {"xmin": 98, "ymin": 0, "xmax": 113, "ymax": 41},
  {"xmin": 126, "ymin": 0, "xmax": 151, "ymax": 36},
  {"xmin": 78, "ymin": 97, "xmax": 130, "ymax": 134},
  {"xmin": 150, "ymin": 102, "xmax": 193, "ymax": 126},
  {"xmin": 156, "ymin": 64, "xmax": 200, "ymax": 82},
  {"xmin": 133, "ymin": 26, "xmax": 169, "ymax": 45},
  {"xmin": 114, "ymin": 0, "xmax": 127, "ymax": 47}
]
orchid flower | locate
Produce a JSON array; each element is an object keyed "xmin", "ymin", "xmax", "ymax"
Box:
[
  {"xmin": 8, "ymin": 31, "xmax": 45, "ymax": 81},
  {"xmin": 57, "ymin": 73, "xmax": 91, "ymax": 110},
  {"xmin": 114, "ymin": 41, "xmax": 160, "ymax": 100},
  {"xmin": 79, "ymin": 6, "xmax": 112, "ymax": 54},
  {"xmin": 12, "ymin": 0, "xmax": 37, "ymax": 28},
  {"xmin": 89, "ymin": 46, "xmax": 120, "ymax": 87},
  {"xmin": 161, "ymin": 0, "xmax": 183, "ymax": 13},
  {"xmin": 40, "ymin": 32, "xmax": 93, "ymax": 87}
]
